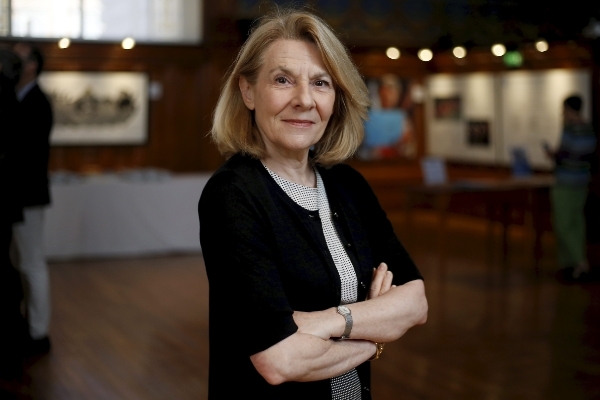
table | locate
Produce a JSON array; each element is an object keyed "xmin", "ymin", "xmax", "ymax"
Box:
[
  {"xmin": 403, "ymin": 175, "xmax": 555, "ymax": 271},
  {"xmin": 44, "ymin": 172, "xmax": 212, "ymax": 259}
]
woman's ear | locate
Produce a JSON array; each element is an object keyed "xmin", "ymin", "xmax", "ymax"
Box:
[{"xmin": 239, "ymin": 76, "xmax": 255, "ymax": 110}]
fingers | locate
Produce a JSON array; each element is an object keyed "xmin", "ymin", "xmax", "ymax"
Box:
[
  {"xmin": 368, "ymin": 263, "xmax": 394, "ymax": 299},
  {"xmin": 368, "ymin": 263, "xmax": 386, "ymax": 299},
  {"xmin": 380, "ymin": 269, "xmax": 393, "ymax": 295}
]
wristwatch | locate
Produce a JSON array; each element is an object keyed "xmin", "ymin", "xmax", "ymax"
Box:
[{"xmin": 337, "ymin": 305, "xmax": 353, "ymax": 339}]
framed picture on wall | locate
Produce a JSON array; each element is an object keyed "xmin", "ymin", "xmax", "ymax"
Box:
[
  {"xmin": 434, "ymin": 96, "xmax": 461, "ymax": 119},
  {"xmin": 357, "ymin": 74, "xmax": 417, "ymax": 160},
  {"xmin": 38, "ymin": 72, "xmax": 149, "ymax": 145},
  {"xmin": 467, "ymin": 120, "xmax": 490, "ymax": 146}
]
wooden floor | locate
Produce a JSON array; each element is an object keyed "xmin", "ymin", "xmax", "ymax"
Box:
[{"xmin": 3, "ymin": 210, "xmax": 600, "ymax": 399}]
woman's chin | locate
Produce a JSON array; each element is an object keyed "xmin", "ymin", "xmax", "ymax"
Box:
[{"xmin": 265, "ymin": 140, "xmax": 318, "ymax": 157}]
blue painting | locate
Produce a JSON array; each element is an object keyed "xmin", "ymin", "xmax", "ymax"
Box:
[{"xmin": 357, "ymin": 74, "xmax": 416, "ymax": 160}]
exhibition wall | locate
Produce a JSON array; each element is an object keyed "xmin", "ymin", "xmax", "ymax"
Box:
[
  {"xmin": 500, "ymin": 69, "xmax": 591, "ymax": 168},
  {"xmin": 426, "ymin": 69, "xmax": 592, "ymax": 170}
]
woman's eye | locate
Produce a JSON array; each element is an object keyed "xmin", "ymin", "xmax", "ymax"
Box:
[
  {"xmin": 315, "ymin": 80, "xmax": 330, "ymax": 87},
  {"xmin": 275, "ymin": 76, "xmax": 288, "ymax": 84}
]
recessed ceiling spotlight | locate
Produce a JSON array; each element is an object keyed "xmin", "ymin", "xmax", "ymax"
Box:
[
  {"xmin": 453, "ymin": 46, "xmax": 467, "ymax": 59},
  {"xmin": 535, "ymin": 39, "xmax": 549, "ymax": 52},
  {"xmin": 418, "ymin": 48, "xmax": 433, "ymax": 62},
  {"xmin": 58, "ymin": 38, "xmax": 70, "ymax": 49},
  {"xmin": 122, "ymin": 37, "xmax": 136, "ymax": 50},
  {"xmin": 386, "ymin": 47, "xmax": 401, "ymax": 60},
  {"xmin": 491, "ymin": 43, "xmax": 506, "ymax": 57}
]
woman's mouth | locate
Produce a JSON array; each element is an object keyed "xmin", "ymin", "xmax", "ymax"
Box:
[{"xmin": 283, "ymin": 119, "xmax": 315, "ymax": 127}]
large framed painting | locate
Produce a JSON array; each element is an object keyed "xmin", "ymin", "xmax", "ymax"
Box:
[
  {"xmin": 357, "ymin": 74, "xmax": 417, "ymax": 160},
  {"xmin": 38, "ymin": 72, "xmax": 149, "ymax": 145}
]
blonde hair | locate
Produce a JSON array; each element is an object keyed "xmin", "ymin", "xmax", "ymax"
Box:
[{"xmin": 211, "ymin": 9, "xmax": 370, "ymax": 166}]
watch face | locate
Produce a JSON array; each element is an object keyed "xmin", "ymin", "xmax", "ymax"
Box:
[{"xmin": 339, "ymin": 306, "xmax": 350, "ymax": 315}]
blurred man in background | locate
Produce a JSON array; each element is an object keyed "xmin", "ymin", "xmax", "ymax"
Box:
[
  {"xmin": 545, "ymin": 95, "xmax": 598, "ymax": 280},
  {"xmin": 11, "ymin": 43, "xmax": 54, "ymax": 356}
]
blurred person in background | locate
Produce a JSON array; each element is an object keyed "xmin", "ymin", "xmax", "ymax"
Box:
[
  {"xmin": 199, "ymin": 9, "xmax": 427, "ymax": 399},
  {"xmin": 545, "ymin": 95, "xmax": 597, "ymax": 280},
  {"xmin": 0, "ymin": 47, "xmax": 28, "ymax": 382},
  {"xmin": 11, "ymin": 43, "xmax": 54, "ymax": 356}
]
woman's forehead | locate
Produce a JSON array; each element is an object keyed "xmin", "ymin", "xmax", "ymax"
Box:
[{"xmin": 260, "ymin": 39, "xmax": 329, "ymax": 74}]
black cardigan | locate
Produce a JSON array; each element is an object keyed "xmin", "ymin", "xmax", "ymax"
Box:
[{"xmin": 199, "ymin": 153, "xmax": 422, "ymax": 400}]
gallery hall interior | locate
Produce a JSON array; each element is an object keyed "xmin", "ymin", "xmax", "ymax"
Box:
[{"xmin": 1, "ymin": 0, "xmax": 600, "ymax": 399}]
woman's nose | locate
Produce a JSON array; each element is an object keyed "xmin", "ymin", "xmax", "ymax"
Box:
[{"xmin": 292, "ymin": 82, "xmax": 314, "ymax": 109}]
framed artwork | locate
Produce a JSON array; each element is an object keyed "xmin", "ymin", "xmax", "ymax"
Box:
[
  {"xmin": 38, "ymin": 72, "xmax": 149, "ymax": 145},
  {"xmin": 434, "ymin": 96, "xmax": 461, "ymax": 119},
  {"xmin": 467, "ymin": 120, "xmax": 490, "ymax": 146},
  {"xmin": 357, "ymin": 74, "xmax": 416, "ymax": 160}
]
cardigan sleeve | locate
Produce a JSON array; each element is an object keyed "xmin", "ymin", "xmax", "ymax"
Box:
[{"xmin": 199, "ymin": 172, "xmax": 298, "ymax": 356}]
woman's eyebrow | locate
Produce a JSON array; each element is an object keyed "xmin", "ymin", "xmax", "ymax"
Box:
[{"xmin": 268, "ymin": 66, "xmax": 331, "ymax": 81}]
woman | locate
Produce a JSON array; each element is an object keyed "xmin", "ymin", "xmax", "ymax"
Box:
[{"xmin": 199, "ymin": 9, "xmax": 427, "ymax": 400}]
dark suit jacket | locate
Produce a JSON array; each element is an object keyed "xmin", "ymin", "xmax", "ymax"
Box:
[
  {"xmin": 16, "ymin": 83, "xmax": 53, "ymax": 207},
  {"xmin": 199, "ymin": 153, "xmax": 422, "ymax": 400},
  {"xmin": 0, "ymin": 88, "xmax": 22, "ymax": 223}
]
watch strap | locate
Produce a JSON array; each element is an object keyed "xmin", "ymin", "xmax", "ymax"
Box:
[{"xmin": 337, "ymin": 306, "xmax": 353, "ymax": 339}]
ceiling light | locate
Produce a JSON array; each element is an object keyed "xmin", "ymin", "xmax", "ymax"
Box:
[
  {"xmin": 491, "ymin": 44, "xmax": 506, "ymax": 57},
  {"xmin": 452, "ymin": 46, "xmax": 466, "ymax": 59},
  {"xmin": 58, "ymin": 38, "xmax": 70, "ymax": 49},
  {"xmin": 418, "ymin": 48, "xmax": 433, "ymax": 62},
  {"xmin": 122, "ymin": 37, "xmax": 136, "ymax": 50},
  {"xmin": 535, "ymin": 39, "xmax": 549, "ymax": 52},
  {"xmin": 386, "ymin": 47, "xmax": 401, "ymax": 60}
]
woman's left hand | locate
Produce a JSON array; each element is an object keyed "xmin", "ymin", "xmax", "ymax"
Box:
[{"xmin": 368, "ymin": 262, "xmax": 394, "ymax": 300}]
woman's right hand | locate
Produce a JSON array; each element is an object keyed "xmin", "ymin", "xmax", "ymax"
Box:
[{"xmin": 368, "ymin": 262, "xmax": 394, "ymax": 300}]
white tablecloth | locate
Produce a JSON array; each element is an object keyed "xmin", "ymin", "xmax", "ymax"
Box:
[{"xmin": 44, "ymin": 172, "xmax": 212, "ymax": 259}]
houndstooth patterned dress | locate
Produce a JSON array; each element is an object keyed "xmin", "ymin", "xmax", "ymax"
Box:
[{"xmin": 265, "ymin": 165, "xmax": 361, "ymax": 400}]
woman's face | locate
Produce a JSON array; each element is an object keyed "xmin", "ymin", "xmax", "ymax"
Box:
[{"xmin": 239, "ymin": 39, "xmax": 336, "ymax": 159}]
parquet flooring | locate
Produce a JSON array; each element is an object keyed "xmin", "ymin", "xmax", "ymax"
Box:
[{"xmin": 3, "ymin": 210, "xmax": 600, "ymax": 399}]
